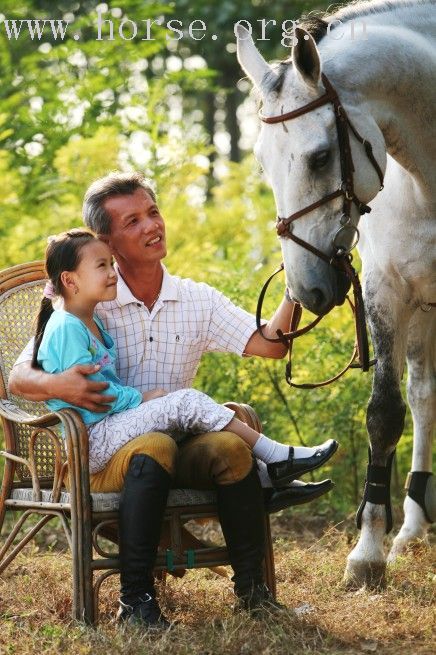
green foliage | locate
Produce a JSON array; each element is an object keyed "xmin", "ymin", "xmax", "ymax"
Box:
[{"xmin": 0, "ymin": 0, "xmax": 414, "ymax": 515}]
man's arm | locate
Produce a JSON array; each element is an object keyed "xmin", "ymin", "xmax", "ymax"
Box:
[
  {"xmin": 243, "ymin": 296, "xmax": 294, "ymax": 359},
  {"xmin": 8, "ymin": 361, "xmax": 116, "ymax": 413}
]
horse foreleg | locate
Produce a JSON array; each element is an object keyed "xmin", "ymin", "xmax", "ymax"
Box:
[
  {"xmin": 344, "ymin": 291, "xmax": 410, "ymax": 589},
  {"xmin": 388, "ymin": 308, "xmax": 436, "ymax": 561}
]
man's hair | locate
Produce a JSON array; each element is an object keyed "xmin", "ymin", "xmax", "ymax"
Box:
[{"xmin": 82, "ymin": 171, "xmax": 157, "ymax": 235}]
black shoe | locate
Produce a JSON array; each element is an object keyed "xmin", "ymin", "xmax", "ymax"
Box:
[
  {"xmin": 117, "ymin": 593, "xmax": 171, "ymax": 630},
  {"xmin": 235, "ymin": 582, "xmax": 286, "ymax": 616},
  {"xmin": 265, "ymin": 479, "xmax": 334, "ymax": 513},
  {"xmin": 267, "ymin": 439, "xmax": 339, "ymax": 488}
]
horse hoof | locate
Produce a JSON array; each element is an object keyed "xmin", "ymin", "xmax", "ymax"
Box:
[{"xmin": 343, "ymin": 559, "xmax": 387, "ymax": 590}]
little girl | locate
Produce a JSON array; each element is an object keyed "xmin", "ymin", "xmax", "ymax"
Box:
[{"xmin": 32, "ymin": 229, "xmax": 337, "ymax": 487}]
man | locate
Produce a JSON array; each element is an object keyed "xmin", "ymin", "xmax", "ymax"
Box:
[{"xmin": 9, "ymin": 172, "xmax": 334, "ymax": 628}]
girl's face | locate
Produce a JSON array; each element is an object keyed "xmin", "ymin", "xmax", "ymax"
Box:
[{"xmin": 66, "ymin": 240, "xmax": 118, "ymax": 304}]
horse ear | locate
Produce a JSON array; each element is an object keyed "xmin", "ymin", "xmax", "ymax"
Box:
[
  {"xmin": 292, "ymin": 28, "xmax": 322, "ymax": 88},
  {"xmin": 236, "ymin": 24, "xmax": 275, "ymax": 92}
]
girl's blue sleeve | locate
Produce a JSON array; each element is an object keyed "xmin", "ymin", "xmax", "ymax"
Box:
[{"xmin": 38, "ymin": 315, "xmax": 142, "ymax": 413}]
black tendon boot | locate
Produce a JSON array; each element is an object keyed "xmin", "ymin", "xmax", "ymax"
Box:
[
  {"xmin": 216, "ymin": 464, "xmax": 285, "ymax": 615},
  {"xmin": 117, "ymin": 454, "xmax": 172, "ymax": 630}
]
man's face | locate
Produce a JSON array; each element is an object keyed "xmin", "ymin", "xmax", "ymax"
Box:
[{"xmin": 102, "ymin": 188, "xmax": 167, "ymax": 266}]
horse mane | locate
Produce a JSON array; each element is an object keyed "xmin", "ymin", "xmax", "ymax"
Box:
[
  {"xmin": 301, "ymin": 0, "xmax": 432, "ymax": 42},
  {"xmin": 263, "ymin": 0, "xmax": 430, "ymax": 94}
]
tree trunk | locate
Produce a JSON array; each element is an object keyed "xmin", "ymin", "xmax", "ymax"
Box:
[
  {"xmin": 225, "ymin": 88, "xmax": 241, "ymax": 163},
  {"xmin": 204, "ymin": 90, "xmax": 216, "ymax": 198}
]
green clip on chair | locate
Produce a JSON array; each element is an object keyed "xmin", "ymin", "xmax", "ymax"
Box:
[{"xmin": 0, "ymin": 261, "xmax": 276, "ymax": 624}]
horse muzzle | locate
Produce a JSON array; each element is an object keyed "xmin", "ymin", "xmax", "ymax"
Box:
[{"xmin": 288, "ymin": 265, "xmax": 351, "ymax": 316}]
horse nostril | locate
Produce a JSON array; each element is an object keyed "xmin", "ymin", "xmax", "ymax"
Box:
[{"xmin": 311, "ymin": 288, "xmax": 325, "ymax": 310}]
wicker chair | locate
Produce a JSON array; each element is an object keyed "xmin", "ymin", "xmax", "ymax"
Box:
[{"xmin": 0, "ymin": 261, "xmax": 276, "ymax": 624}]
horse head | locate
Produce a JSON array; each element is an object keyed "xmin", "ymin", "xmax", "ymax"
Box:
[{"xmin": 236, "ymin": 25, "xmax": 386, "ymax": 316}]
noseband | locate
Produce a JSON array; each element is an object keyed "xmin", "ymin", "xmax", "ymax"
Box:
[{"xmin": 256, "ymin": 73, "xmax": 384, "ymax": 388}]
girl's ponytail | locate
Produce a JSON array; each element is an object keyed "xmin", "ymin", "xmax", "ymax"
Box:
[{"xmin": 31, "ymin": 297, "xmax": 55, "ymax": 368}]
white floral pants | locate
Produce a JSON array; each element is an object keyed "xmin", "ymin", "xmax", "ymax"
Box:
[{"xmin": 87, "ymin": 388, "xmax": 235, "ymax": 474}]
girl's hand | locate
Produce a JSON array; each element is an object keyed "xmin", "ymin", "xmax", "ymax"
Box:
[{"xmin": 142, "ymin": 389, "xmax": 168, "ymax": 402}]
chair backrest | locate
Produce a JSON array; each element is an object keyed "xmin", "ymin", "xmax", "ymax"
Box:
[{"xmin": 0, "ymin": 261, "xmax": 64, "ymax": 483}]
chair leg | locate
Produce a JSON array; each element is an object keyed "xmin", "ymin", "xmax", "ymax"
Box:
[
  {"xmin": 70, "ymin": 509, "xmax": 95, "ymax": 624},
  {"xmin": 0, "ymin": 512, "xmax": 53, "ymax": 574},
  {"xmin": 0, "ymin": 504, "xmax": 6, "ymax": 539},
  {"xmin": 263, "ymin": 515, "xmax": 276, "ymax": 599},
  {"xmin": 66, "ymin": 411, "xmax": 95, "ymax": 625},
  {"xmin": 0, "ymin": 459, "xmax": 15, "ymax": 538},
  {"xmin": 71, "ymin": 553, "xmax": 94, "ymax": 624}
]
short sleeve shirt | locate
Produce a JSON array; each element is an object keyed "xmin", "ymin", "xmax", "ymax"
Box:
[
  {"xmin": 96, "ymin": 265, "xmax": 260, "ymax": 392},
  {"xmin": 37, "ymin": 310, "xmax": 142, "ymax": 424}
]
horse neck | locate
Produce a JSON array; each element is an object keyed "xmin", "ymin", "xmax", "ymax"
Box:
[{"xmin": 320, "ymin": 2, "xmax": 436, "ymax": 197}]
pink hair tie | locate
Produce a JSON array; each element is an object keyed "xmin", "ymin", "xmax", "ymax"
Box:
[{"xmin": 43, "ymin": 281, "xmax": 56, "ymax": 299}]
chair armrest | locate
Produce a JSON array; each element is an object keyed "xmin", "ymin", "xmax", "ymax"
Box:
[
  {"xmin": 0, "ymin": 398, "xmax": 60, "ymax": 428},
  {"xmin": 0, "ymin": 399, "xmax": 90, "ymax": 504},
  {"xmin": 223, "ymin": 402, "xmax": 262, "ymax": 433}
]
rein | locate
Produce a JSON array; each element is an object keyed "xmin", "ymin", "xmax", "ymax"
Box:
[
  {"xmin": 256, "ymin": 260, "xmax": 371, "ymax": 388},
  {"xmin": 256, "ymin": 73, "xmax": 382, "ymax": 388}
]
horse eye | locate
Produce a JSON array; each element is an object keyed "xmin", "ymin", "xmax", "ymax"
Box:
[{"xmin": 310, "ymin": 150, "xmax": 331, "ymax": 170}]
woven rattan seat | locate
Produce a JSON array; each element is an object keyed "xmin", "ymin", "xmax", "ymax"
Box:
[
  {"xmin": 0, "ymin": 261, "xmax": 276, "ymax": 624},
  {"xmin": 9, "ymin": 488, "xmax": 217, "ymax": 512}
]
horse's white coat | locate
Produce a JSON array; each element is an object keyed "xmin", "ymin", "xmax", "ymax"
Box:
[{"xmin": 237, "ymin": 0, "xmax": 435, "ymax": 586}]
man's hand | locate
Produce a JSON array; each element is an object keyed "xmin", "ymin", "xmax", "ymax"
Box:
[
  {"xmin": 49, "ymin": 364, "xmax": 117, "ymax": 412},
  {"xmin": 142, "ymin": 389, "xmax": 168, "ymax": 402},
  {"xmin": 8, "ymin": 361, "xmax": 116, "ymax": 412}
]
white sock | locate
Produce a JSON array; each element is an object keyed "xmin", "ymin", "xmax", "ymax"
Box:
[{"xmin": 252, "ymin": 434, "xmax": 290, "ymax": 464}]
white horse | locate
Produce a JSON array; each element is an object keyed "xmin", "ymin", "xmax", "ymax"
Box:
[{"xmin": 237, "ymin": 0, "xmax": 435, "ymax": 588}]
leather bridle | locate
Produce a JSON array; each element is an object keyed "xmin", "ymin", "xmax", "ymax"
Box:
[{"xmin": 256, "ymin": 73, "xmax": 384, "ymax": 388}]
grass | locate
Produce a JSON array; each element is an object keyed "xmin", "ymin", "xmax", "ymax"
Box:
[{"xmin": 0, "ymin": 510, "xmax": 434, "ymax": 655}]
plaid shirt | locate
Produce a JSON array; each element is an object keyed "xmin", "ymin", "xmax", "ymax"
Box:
[{"xmin": 16, "ymin": 265, "xmax": 259, "ymax": 392}]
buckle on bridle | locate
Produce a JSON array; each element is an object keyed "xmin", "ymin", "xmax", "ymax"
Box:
[
  {"xmin": 340, "ymin": 182, "xmax": 354, "ymax": 202},
  {"xmin": 277, "ymin": 216, "xmax": 294, "ymax": 234},
  {"xmin": 332, "ymin": 224, "xmax": 360, "ymax": 254},
  {"xmin": 335, "ymin": 104, "xmax": 345, "ymax": 119}
]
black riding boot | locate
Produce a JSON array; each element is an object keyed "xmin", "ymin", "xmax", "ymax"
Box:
[
  {"xmin": 216, "ymin": 463, "xmax": 284, "ymax": 614},
  {"xmin": 117, "ymin": 454, "xmax": 171, "ymax": 629}
]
